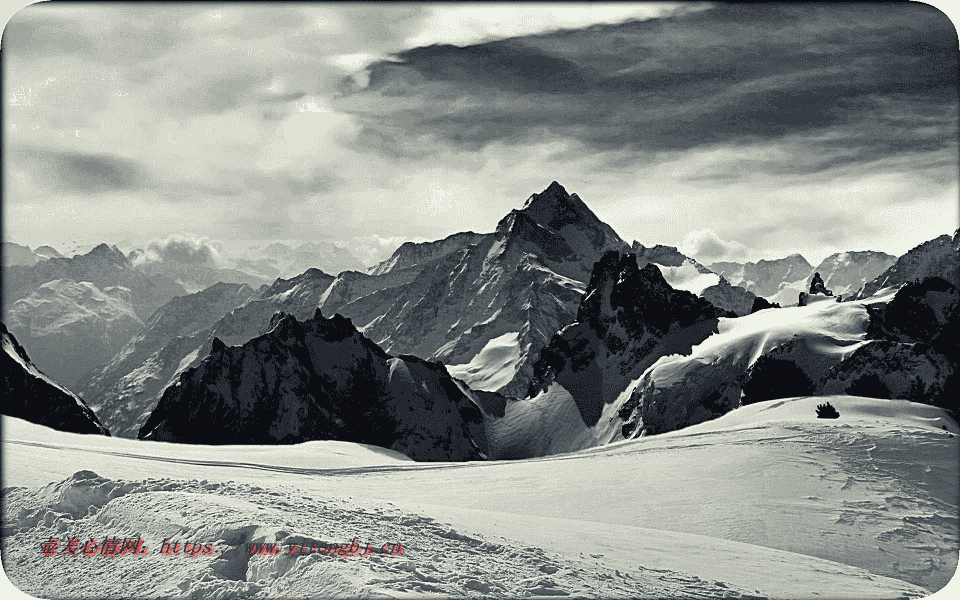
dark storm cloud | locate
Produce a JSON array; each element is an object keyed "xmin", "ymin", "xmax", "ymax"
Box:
[
  {"xmin": 14, "ymin": 146, "xmax": 147, "ymax": 194},
  {"xmin": 337, "ymin": 3, "xmax": 958, "ymax": 176}
]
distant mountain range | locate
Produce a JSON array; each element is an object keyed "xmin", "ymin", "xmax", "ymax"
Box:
[
  {"xmin": 710, "ymin": 251, "xmax": 897, "ymax": 307},
  {"xmin": 2, "ymin": 241, "xmax": 64, "ymax": 267},
  {"xmin": 849, "ymin": 230, "xmax": 959, "ymax": 301},
  {"xmin": 2, "ymin": 244, "xmax": 189, "ymax": 386},
  {"xmin": 3, "ymin": 183, "xmax": 955, "ymax": 459}
]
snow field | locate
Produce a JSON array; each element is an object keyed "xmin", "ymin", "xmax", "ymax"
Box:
[
  {"xmin": 3, "ymin": 393, "xmax": 957, "ymax": 598},
  {"xmin": 2, "ymin": 470, "xmax": 770, "ymax": 599}
]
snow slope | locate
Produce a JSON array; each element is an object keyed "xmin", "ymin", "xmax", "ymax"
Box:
[{"xmin": 3, "ymin": 394, "xmax": 956, "ymax": 598}]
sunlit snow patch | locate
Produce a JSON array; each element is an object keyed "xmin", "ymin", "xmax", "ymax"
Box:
[
  {"xmin": 446, "ymin": 332, "xmax": 522, "ymax": 392},
  {"xmin": 655, "ymin": 262, "xmax": 721, "ymax": 296}
]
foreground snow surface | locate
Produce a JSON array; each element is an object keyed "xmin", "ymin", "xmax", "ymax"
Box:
[{"xmin": 2, "ymin": 395, "xmax": 958, "ymax": 599}]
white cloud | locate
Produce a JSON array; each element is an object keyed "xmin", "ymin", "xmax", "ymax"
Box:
[
  {"xmin": 679, "ymin": 229, "xmax": 752, "ymax": 263},
  {"xmin": 404, "ymin": 3, "xmax": 701, "ymax": 47}
]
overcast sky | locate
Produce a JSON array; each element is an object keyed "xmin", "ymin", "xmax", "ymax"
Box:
[{"xmin": 3, "ymin": 2, "xmax": 958, "ymax": 266}]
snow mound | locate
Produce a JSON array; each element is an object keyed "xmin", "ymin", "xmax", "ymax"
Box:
[{"xmin": 1, "ymin": 471, "xmax": 774, "ymax": 600}]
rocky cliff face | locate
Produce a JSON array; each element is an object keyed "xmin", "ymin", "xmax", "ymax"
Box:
[
  {"xmin": 79, "ymin": 271, "xmax": 335, "ymax": 438},
  {"xmin": 5, "ymin": 280, "xmax": 144, "ymax": 389},
  {"xmin": 851, "ymin": 230, "xmax": 960, "ymax": 300},
  {"xmin": 357, "ymin": 182, "xmax": 628, "ymax": 398},
  {"xmin": 527, "ymin": 250, "xmax": 726, "ymax": 430},
  {"xmin": 1, "ymin": 322, "xmax": 109, "ymax": 436},
  {"xmin": 820, "ymin": 276, "xmax": 959, "ymax": 417},
  {"xmin": 138, "ymin": 310, "xmax": 485, "ymax": 462}
]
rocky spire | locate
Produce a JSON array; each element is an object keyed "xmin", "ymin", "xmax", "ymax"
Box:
[{"xmin": 809, "ymin": 272, "xmax": 833, "ymax": 296}]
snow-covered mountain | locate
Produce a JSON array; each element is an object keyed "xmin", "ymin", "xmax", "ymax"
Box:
[
  {"xmin": 78, "ymin": 270, "xmax": 337, "ymax": 438},
  {"xmin": 820, "ymin": 276, "xmax": 958, "ymax": 416},
  {"xmin": 2, "ymin": 244, "xmax": 188, "ymax": 388},
  {"xmin": 33, "ymin": 245, "xmax": 65, "ymax": 262},
  {"xmin": 1, "ymin": 322, "xmax": 109, "ymax": 436},
  {"xmin": 1, "ymin": 242, "xmax": 36, "ymax": 267},
  {"xmin": 464, "ymin": 250, "xmax": 728, "ymax": 458},
  {"xmin": 712, "ymin": 250, "xmax": 897, "ymax": 307},
  {"xmin": 464, "ymin": 243, "xmax": 955, "ymax": 456},
  {"xmin": 365, "ymin": 232, "xmax": 487, "ymax": 277},
  {"xmin": 138, "ymin": 310, "xmax": 486, "ymax": 462},
  {"xmin": 851, "ymin": 229, "xmax": 960, "ymax": 301},
  {"xmin": 75, "ymin": 282, "xmax": 258, "ymax": 437},
  {"xmin": 356, "ymin": 181, "xmax": 628, "ymax": 398},
  {"xmin": 128, "ymin": 247, "xmax": 272, "ymax": 294},
  {"xmin": 812, "ymin": 251, "xmax": 896, "ymax": 296},
  {"xmin": 4, "ymin": 280, "xmax": 144, "ymax": 388},
  {"xmin": 633, "ymin": 242, "xmax": 756, "ymax": 315},
  {"xmin": 69, "ymin": 182, "xmax": 771, "ymax": 437},
  {"xmin": 710, "ymin": 254, "xmax": 813, "ymax": 298},
  {"xmin": 2, "ymin": 242, "xmax": 69, "ymax": 267},
  {"xmin": 2, "ymin": 243, "xmax": 187, "ymax": 322}
]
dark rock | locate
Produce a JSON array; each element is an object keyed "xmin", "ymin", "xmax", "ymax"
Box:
[
  {"xmin": 1, "ymin": 322, "xmax": 110, "ymax": 436},
  {"xmin": 750, "ymin": 296, "xmax": 781, "ymax": 313},
  {"xmin": 137, "ymin": 311, "xmax": 484, "ymax": 462},
  {"xmin": 815, "ymin": 402, "xmax": 840, "ymax": 419},
  {"xmin": 809, "ymin": 272, "xmax": 834, "ymax": 296},
  {"xmin": 528, "ymin": 250, "xmax": 723, "ymax": 426}
]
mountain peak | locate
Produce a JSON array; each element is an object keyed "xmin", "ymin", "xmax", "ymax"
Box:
[
  {"xmin": 84, "ymin": 243, "xmax": 128, "ymax": 265},
  {"xmin": 519, "ymin": 181, "xmax": 597, "ymax": 232}
]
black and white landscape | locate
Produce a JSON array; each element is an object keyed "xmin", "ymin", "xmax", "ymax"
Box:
[{"xmin": 2, "ymin": 4, "xmax": 959, "ymax": 600}]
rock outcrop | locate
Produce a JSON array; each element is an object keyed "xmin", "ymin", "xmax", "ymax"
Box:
[
  {"xmin": 1, "ymin": 322, "xmax": 110, "ymax": 436},
  {"xmin": 820, "ymin": 276, "xmax": 959, "ymax": 417},
  {"xmin": 809, "ymin": 272, "xmax": 833, "ymax": 296},
  {"xmin": 528, "ymin": 250, "xmax": 727, "ymax": 429}
]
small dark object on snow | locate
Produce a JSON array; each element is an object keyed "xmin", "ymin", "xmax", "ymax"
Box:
[{"xmin": 816, "ymin": 402, "xmax": 840, "ymax": 419}]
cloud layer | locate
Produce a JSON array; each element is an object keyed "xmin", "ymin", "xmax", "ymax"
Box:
[{"xmin": 3, "ymin": 3, "xmax": 957, "ymax": 266}]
